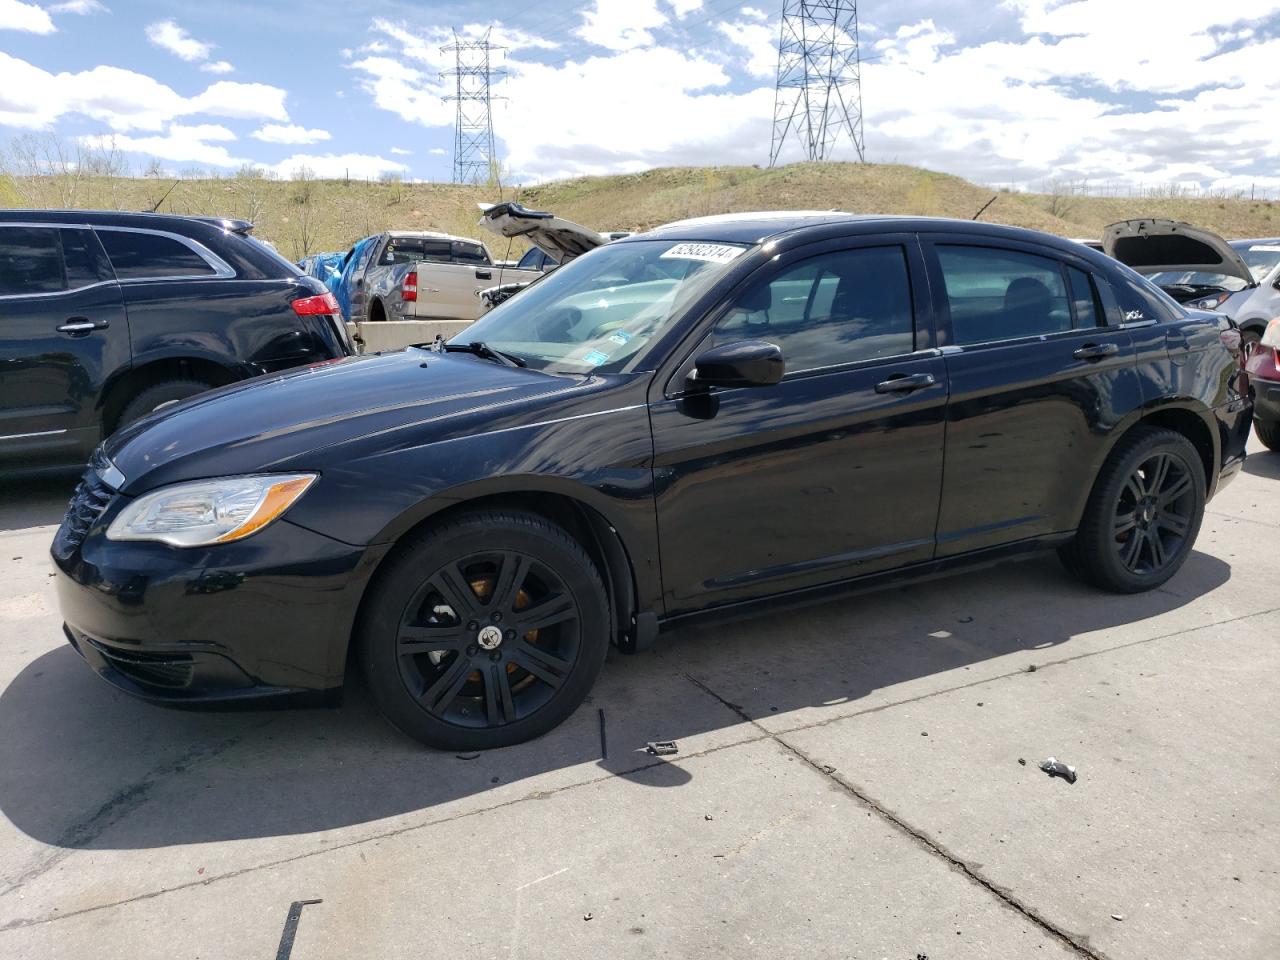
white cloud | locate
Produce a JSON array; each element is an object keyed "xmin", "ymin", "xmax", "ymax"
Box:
[
  {"xmin": 740, "ymin": 6, "xmax": 767, "ymax": 20},
  {"xmin": 576, "ymin": 0, "xmax": 668, "ymax": 51},
  {"xmin": 50, "ymin": 0, "xmax": 108, "ymax": 13},
  {"xmin": 265, "ymin": 152, "xmax": 408, "ymax": 179},
  {"xmin": 1, "ymin": 0, "xmax": 55, "ymax": 34},
  {"xmin": 717, "ymin": 16, "xmax": 777, "ymax": 79},
  {"xmin": 81, "ymin": 123, "xmax": 243, "ymax": 167},
  {"xmin": 201, "ymin": 60, "xmax": 234, "ymax": 75},
  {"xmin": 146, "ymin": 20, "xmax": 212, "ymax": 62},
  {"xmin": 666, "ymin": 0, "xmax": 703, "ymax": 17},
  {"xmin": 348, "ymin": 54, "xmax": 453, "ymax": 127},
  {"xmin": 428, "ymin": 147, "xmax": 446, "ymax": 155},
  {"xmin": 251, "ymin": 123, "xmax": 331, "ymax": 145},
  {"xmin": 390, "ymin": 146, "xmax": 412, "ymax": 155},
  {"xmin": 0, "ymin": 52, "xmax": 288, "ymax": 131}
]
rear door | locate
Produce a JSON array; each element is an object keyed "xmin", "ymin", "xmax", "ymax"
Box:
[
  {"xmin": 418, "ymin": 241, "xmax": 493, "ymax": 321},
  {"xmin": 649, "ymin": 236, "xmax": 948, "ymax": 615},
  {"xmin": 921, "ymin": 235, "xmax": 1141, "ymax": 555},
  {"xmin": 0, "ymin": 224, "xmax": 127, "ymax": 466}
]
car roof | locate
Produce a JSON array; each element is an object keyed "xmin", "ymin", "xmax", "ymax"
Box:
[
  {"xmin": 623, "ymin": 211, "xmax": 1108, "ymax": 261},
  {"xmin": 0, "ymin": 209, "xmax": 253, "ymax": 234},
  {"xmin": 1231, "ymin": 237, "xmax": 1280, "ymax": 247}
]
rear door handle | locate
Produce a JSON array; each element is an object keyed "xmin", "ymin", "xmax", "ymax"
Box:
[
  {"xmin": 56, "ymin": 318, "xmax": 108, "ymax": 334},
  {"xmin": 1073, "ymin": 342, "xmax": 1119, "ymax": 361},
  {"xmin": 874, "ymin": 372, "xmax": 937, "ymax": 393},
  {"xmin": 475, "ymin": 269, "xmax": 492, "ymax": 280}
]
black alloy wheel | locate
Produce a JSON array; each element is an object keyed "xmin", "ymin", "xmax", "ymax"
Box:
[
  {"xmin": 1111, "ymin": 451, "xmax": 1195, "ymax": 575},
  {"xmin": 359, "ymin": 509, "xmax": 610, "ymax": 750},
  {"xmin": 1059, "ymin": 427, "xmax": 1206, "ymax": 593}
]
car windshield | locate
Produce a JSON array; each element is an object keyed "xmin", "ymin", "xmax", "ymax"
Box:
[
  {"xmin": 1146, "ymin": 269, "xmax": 1249, "ymax": 293},
  {"xmin": 452, "ymin": 239, "xmax": 748, "ymax": 375},
  {"xmin": 1232, "ymin": 241, "xmax": 1280, "ymax": 282}
]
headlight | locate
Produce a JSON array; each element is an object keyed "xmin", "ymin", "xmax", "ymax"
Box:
[
  {"xmin": 1187, "ymin": 291, "xmax": 1233, "ymax": 311},
  {"xmin": 106, "ymin": 474, "xmax": 316, "ymax": 547}
]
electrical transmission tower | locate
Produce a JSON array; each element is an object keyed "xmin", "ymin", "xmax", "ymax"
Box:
[
  {"xmin": 769, "ymin": 1, "xmax": 866, "ymax": 167},
  {"xmin": 441, "ymin": 29, "xmax": 505, "ymax": 185}
]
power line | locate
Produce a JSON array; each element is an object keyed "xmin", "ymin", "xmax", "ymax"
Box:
[{"xmin": 769, "ymin": 1, "xmax": 866, "ymax": 166}]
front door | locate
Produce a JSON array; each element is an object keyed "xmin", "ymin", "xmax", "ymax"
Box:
[
  {"xmin": 649, "ymin": 237, "xmax": 948, "ymax": 616},
  {"xmin": 0, "ymin": 224, "xmax": 128, "ymax": 466}
]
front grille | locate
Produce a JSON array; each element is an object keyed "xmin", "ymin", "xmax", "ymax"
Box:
[
  {"xmin": 85, "ymin": 638, "xmax": 195, "ymax": 689},
  {"xmin": 52, "ymin": 467, "xmax": 116, "ymax": 561}
]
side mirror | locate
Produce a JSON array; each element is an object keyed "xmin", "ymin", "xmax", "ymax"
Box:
[{"xmin": 688, "ymin": 339, "xmax": 784, "ymax": 390}]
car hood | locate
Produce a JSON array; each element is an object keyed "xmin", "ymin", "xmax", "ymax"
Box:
[
  {"xmin": 478, "ymin": 201, "xmax": 605, "ymax": 263},
  {"xmin": 1103, "ymin": 219, "xmax": 1255, "ymax": 286},
  {"xmin": 103, "ymin": 351, "xmax": 593, "ymax": 494}
]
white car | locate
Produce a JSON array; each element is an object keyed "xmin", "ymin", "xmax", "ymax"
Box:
[
  {"xmin": 476, "ymin": 202, "xmax": 616, "ymax": 309},
  {"xmin": 1104, "ymin": 220, "xmax": 1280, "ymax": 350}
]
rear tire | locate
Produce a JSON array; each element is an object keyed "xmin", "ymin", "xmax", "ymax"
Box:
[
  {"xmin": 1058, "ymin": 427, "xmax": 1205, "ymax": 593},
  {"xmin": 1256, "ymin": 419, "xmax": 1280, "ymax": 452},
  {"xmin": 358, "ymin": 509, "xmax": 610, "ymax": 750},
  {"xmin": 116, "ymin": 379, "xmax": 212, "ymax": 431}
]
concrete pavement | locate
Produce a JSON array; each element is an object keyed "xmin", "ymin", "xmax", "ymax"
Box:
[{"xmin": 0, "ymin": 438, "xmax": 1276, "ymax": 959}]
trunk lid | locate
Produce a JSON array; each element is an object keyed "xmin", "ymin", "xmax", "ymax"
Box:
[{"xmin": 478, "ymin": 202, "xmax": 605, "ymax": 264}]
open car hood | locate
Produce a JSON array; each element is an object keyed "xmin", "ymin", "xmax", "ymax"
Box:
[
  {"xmin": 1103, "ymin": 219, "xmax": 1254, "ymax": 286},
  {"xmin": 478, "ymin": 202, "xmax": 605, "ymax": 263}
]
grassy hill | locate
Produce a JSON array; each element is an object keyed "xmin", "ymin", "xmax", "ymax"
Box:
[{"xmin": 4, "ymin": 162, "xmax": 1278, "ymax": 260}]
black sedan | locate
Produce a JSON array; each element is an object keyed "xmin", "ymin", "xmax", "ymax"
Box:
[{"xmin": 52, "ymin": 213, "xmax": 1251, "ymax": 750}]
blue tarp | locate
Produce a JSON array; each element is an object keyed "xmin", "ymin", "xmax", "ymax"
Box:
[
  {"xmin": 297, "ymin": 251, "xmax": 345, "ymax": 284},
  {"xmin": 329, "ymin": 236, "xmax": 378, "ymax": 322}
]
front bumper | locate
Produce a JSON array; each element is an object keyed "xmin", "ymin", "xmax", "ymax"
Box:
[{"xmin": 53, "ymin": 513, "xmax": 387, "ymax": 704}]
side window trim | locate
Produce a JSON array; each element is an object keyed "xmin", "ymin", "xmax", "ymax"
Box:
[{"xmin": 91, "ymin": 226, "xmax": 235, "ymax": 283}]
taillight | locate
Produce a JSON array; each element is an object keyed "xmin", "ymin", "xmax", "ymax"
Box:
[
  {"xmin": 292, "ymin": 292, "xmax": 340, "ymax": 316},
  {"xmin": 402, "ymin": 270, "xmax": 418, "ymax": 302}
]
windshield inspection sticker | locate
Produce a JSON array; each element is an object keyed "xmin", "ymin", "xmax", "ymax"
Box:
[
  {"xmin": 608, "ymin": 330, "xmax": 633, "ymax": 346},
  {"xmin": 583, "ymin": 350, "xmax": 611, "ymax": 366},
  {"xmin": 660, "ymin": 242, "xmax": 745, "ymax": 264}
]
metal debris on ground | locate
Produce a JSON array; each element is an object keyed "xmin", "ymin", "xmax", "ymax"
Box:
[
  {"xmin": 646, "ymin": 740, "xmax": 678, "ymax": 756},
  {"xmin": 704, "ymin": 814, "xmax": 714, "ymax": 821},
  {"xmin": 1111, "ymin": 914, "xmax": 1125, "ymax": 921},
  {"xmin": 1018, "ymin": 758, "xmax": 1027, "ymax": 766},
  {"xmin": 583, "ymin": 912, "xmax": 594, "ymax": 921},
  {"xmin": 1027, "ymin": 664, "xmax": 1037, "ymax": 672},
  {"xmin": 1039, "ymin": 757, "xmax": 1078, "ymax": 784},
  {"xmin": 456, "ymin": 752, "xmax": 480, "ymax": 760}
]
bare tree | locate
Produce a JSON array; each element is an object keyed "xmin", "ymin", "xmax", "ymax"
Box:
[{"xmin": 290, "ymin": 165, "xmax": 318, "ymax": 258}]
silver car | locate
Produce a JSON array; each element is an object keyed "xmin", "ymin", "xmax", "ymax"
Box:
[{"xmin": 1105, "ymin": 220, "xmax": 1280, "ymax": 351}]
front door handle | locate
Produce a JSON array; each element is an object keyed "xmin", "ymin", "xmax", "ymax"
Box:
[
  {"xmin": 475, "ymin": 269, "xmax": 492, "ymax": 280},
  {"xmin": 56, "ymin": 318, "xmax": 108, "ymax": 334},
  {"xmin": 874, "ymin": 372, "xmax": 937, "ymax": 393},
  {"xmin": 1073, "ymin": 342, "xmax": 1119, "ymax": 361}
]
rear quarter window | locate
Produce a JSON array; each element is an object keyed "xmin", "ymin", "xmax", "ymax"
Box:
[{"xmin": 97, "ymin": 230, "xmax": 218, "ymax": 280}]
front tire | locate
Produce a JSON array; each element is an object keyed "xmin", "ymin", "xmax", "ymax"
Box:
[
  {"xmin": 1256, "ymin": 419, "xmax": 1280, "ymax": 452},
  {"xmin": 1059, "ymin": 427, "xmax": 1205, "ymax": 593},
  {"xmin": 116, "ymin": 379, "xmax": 212, "ymax": 431},
  {"xmin": 358, "ymin": 509, "xmax": 610, "ymax": 750}
]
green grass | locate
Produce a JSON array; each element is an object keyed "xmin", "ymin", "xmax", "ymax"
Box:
[{"xmin": 5, "ymin": 162, "xmax": 1278, "ymax": 260}]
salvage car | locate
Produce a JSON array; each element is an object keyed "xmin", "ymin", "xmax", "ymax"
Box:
[
  {"xmin": 1, "ymin": 210, "xmax": 351, "ymax": 474},
  {"xmin": 1244, "ymin": 316, "xmax": 1280, "ymax": 450},
  {"xmin": 1105, "ymin": 220, "xmax": 1280, "ymax": 351},
  {"xmin": 53, "ymin": 212, "xmax": 1250, "ymax": 750},
  {"xmin": 354, "ymin": 230, "xmax": 544, "ymax": 325},
  {"xmin": 476, "ymin": 201, "xmax": 611, "ymax": 309}
]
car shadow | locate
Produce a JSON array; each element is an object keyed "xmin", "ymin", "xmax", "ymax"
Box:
[
  {"xmin": 1241, "ymin": 448, "xmax": 1280, "ymax": 480},
  {"xmin": 0, "ymin": 544, "xmax": 1232, "ymax": 853},
  {"xmin": 0, "ymin": 474, "xmax": 77, "ymax": 533}
]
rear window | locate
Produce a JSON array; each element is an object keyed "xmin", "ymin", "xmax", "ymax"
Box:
[
  {"xmin": 453, "ymin": 242, "xmax": 490, "ymax": 265},
  {"xmin": 97, "ymin": 229, "xmax": 217, "ymax": 280},
  {"xmin": 936, "ymin": 245, "xmax": 1074, "ymax": 345}
]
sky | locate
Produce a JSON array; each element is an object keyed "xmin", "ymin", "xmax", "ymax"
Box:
[{"xmin": 1, "ymin": 0, "xmax": 1279, "ymax": 192}]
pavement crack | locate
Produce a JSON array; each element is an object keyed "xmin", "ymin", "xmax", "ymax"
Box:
[
  {"xmin": 0, "ymin": 718, "xmax": 274, "ymax": 899},
  {"xmin": 684, "ymin": 672, "xmax": 1111, "ymax": 960}
]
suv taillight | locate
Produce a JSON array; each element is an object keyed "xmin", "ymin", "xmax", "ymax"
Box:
[
  {"xmin": 402, "ymin": 270, "xmax": 418, "ymax": 302},
  {"xmin": 1262, "ymin": 317, "xmax": 1280, "ymax": 350},
  {"xmin": 292, "ymin": 292, "xmax": 341, "ymax": 316}
]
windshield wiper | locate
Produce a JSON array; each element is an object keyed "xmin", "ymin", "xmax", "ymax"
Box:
[{"xmin": 432, "ymin": 339, "xmax": 527, "ymax": 368}]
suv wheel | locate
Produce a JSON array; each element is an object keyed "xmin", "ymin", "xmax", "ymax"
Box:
[
  {"xmin": 359, "ymin": 509, "xmax": 610, "ymax": 750},
  {"xmin": 1256, "ymin": 419, "xmax": 1280, "ymax": 452},
  {"xmin": 117, "ymin": 379, "xmax": 212, "ymax": 430},
  {"xmin": 1059, "ymin": 427, "xmax": 1205, "ymax": 593}
]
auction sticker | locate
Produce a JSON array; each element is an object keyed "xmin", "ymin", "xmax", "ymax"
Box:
[{"xmin": 660, "ymin": 242, "xmax": 745, "ymax": 264}]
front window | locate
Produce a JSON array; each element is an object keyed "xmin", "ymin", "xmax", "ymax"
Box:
[{"xmin": 455, "ymin": 239, "xmax": 748, "ymax": 374}]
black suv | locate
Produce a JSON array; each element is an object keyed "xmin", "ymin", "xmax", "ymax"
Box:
[
  {"xmin": 0, "ymin": 210, "xmax": 352, "ymax": 473},
  {"xmin": 52, "ymin": 213, "xmax": 1251, "ymax": 751}
]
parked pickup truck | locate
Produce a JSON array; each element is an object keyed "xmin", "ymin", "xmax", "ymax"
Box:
[{"xmin": 353, "ymin": 230, "xmax": 548, "ymax": 325}]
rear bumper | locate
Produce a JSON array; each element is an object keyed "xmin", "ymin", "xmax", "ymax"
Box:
[{"xmin": 1251, "ymin": 375, "xmax": 1280, "ymax": 423}]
